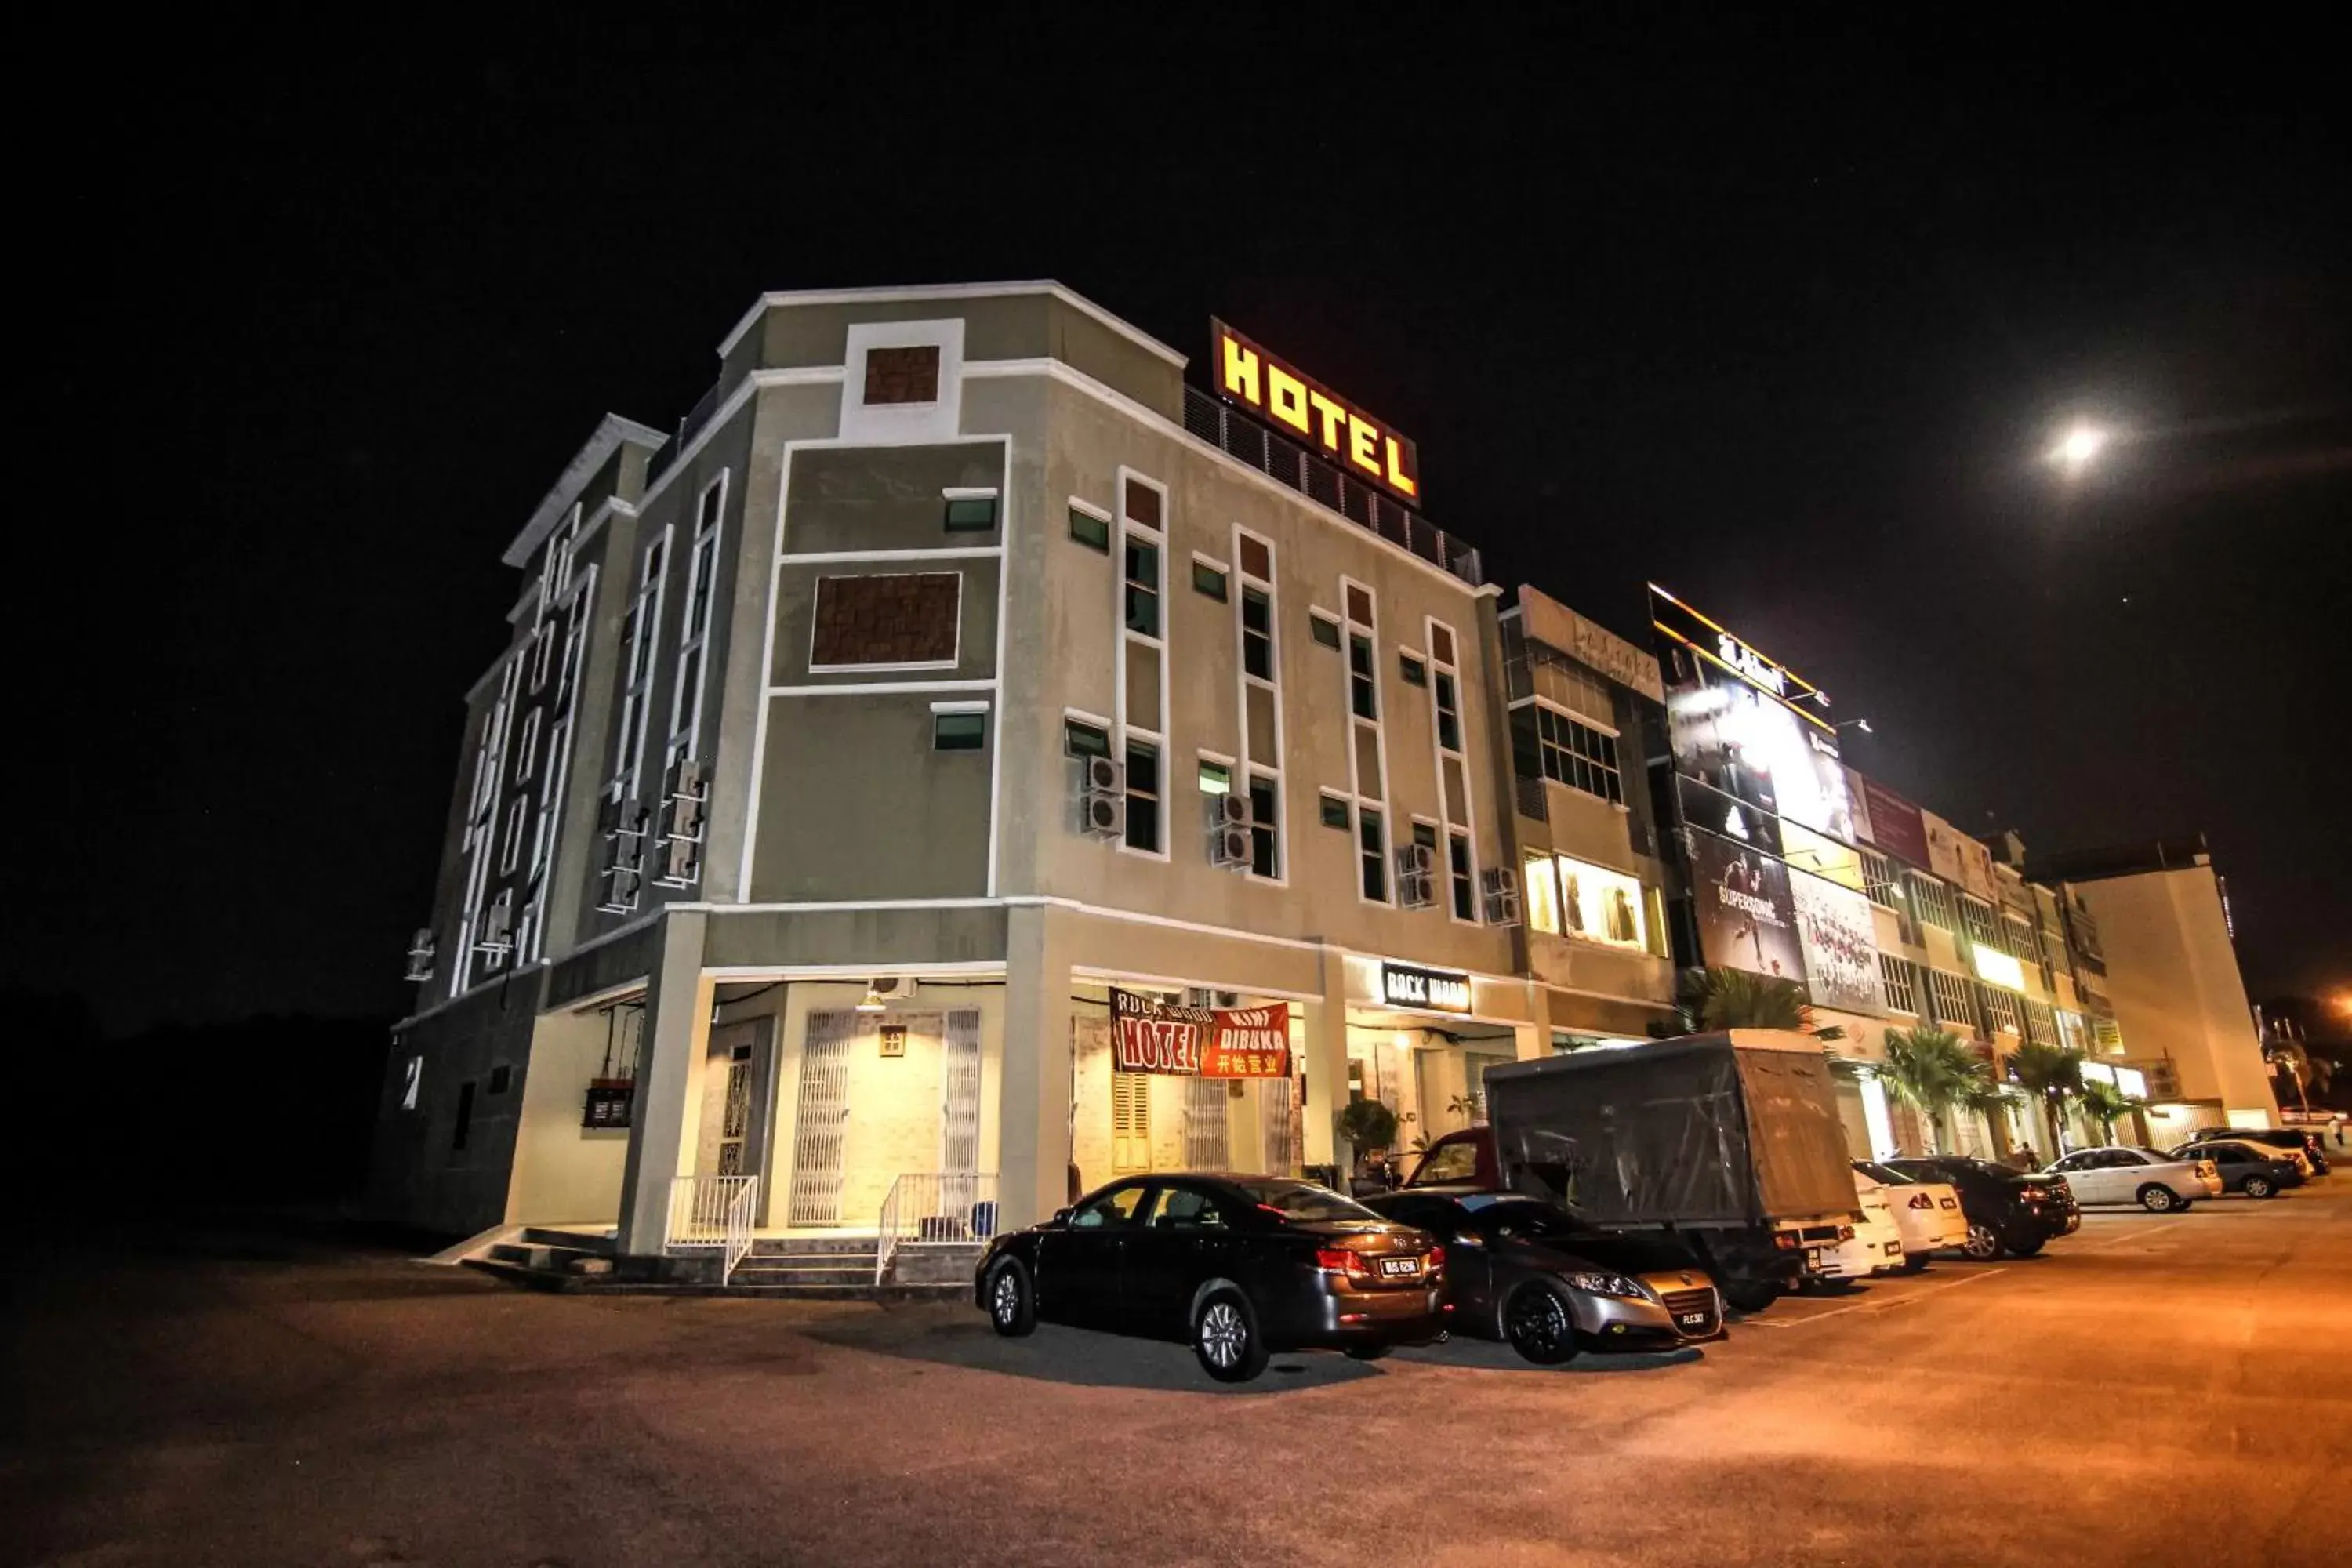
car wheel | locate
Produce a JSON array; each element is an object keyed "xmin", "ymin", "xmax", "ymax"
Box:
[
  {"xmin": 2244, "ymin": 1176, "xmax": 2275, "ymax": 1200},
  {"xmin": 1900, "ymin": 1251, "xmax": 1932, "ymax": 1274},
  {"xmin": 985, "ymin": 1258, "xmax": 1036, "ymax": 1338},
  {"xmin": 2137, "ymin": 1184, "xmax": 2179, "ymax": 1213},
  {"xmin": 1343, "ymin": 1345, "xmax": 1393, "ymax": 1362},
  {"xmin": 2006, "ymin": 1236, "xmax": 2045, "ymax": 1258},
  {"xmin": 1962, "ymin": 1220, "xmax": 2005, "ymax": 1261},
  {"xmin": 1192, "ymin": 1290, "xmax": 1269, "ymax": 1383},
  {"xmin": 1718, "ymin": 1276, "xmax": 1781, "ymax": 1313},
  {"xmin": 1504, "ymin": 1283, "xmax": 1581, "ymax": 1365}
]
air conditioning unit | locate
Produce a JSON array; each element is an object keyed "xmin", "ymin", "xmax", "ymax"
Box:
[
  {"xmin": 1210, "ymin": 824, "xmax": 1253, "ymax": 868},
  {"xmin": 663, "ymin": 758, "xmax": 709, "ymax": 844},
  {"xmin": 1481, "ymin": 866, "xmax": 1523, "ymax": 928},
  {"xmin": 404, "ymin": 927, "xmax": 437, "ymax": 982},
  {"xmin": 475, "ymin": 898, "xmax": 515, "ymax": 958},
  {"xmin": 1396, "ymin": 842, "xmax": 1437, "ymax": 909},
  {"xmin": 1211, "ymin": 793, "xmax": 1252, "ymax": 829},
  {"xmin": 597, "ymin": 798, "xmax": 648, "ymax": 913},
  {"xmin": 1078, "ymin": 755, "xmax": 1125, "ymax": 839},
  {"xmin": 652, "ymin": 834, "xmax": 699, "ymax": 889}
]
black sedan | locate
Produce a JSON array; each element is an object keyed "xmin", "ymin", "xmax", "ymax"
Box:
[
  {"xmin": 2189, "ymin": 1126, "xmax": 2330, "ymax": 1177},
  {"xmin": 975, "ymin": 1174, "xmax": 1446, "ymax": 1382},
  {"xmin": 1363, "ymin": 1189, "xmax": 1722, "ymax": 1363},
  {"xmin": 2169, "ymin": 1140, "xmax": 2302, "ymax": 1199},
  {"xmin": 1881, "ymin": 1155, "xmax": 2079, "ymax": 1259}
]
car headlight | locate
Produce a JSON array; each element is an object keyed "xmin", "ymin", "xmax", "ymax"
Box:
[{"xmin": 1565, "ymin": 1271, "xmax": 1646, "ymax": 1299}]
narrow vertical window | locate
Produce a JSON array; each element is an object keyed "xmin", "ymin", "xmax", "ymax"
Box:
[
  {"xmin": 1449, "ymin": 832, "xmax": 1474, "ymax": 921},
  {"xmin": 1249, "ymin": 771, "xmax": 1279, "ymax": 879},
  {"xmin": 1124, "ymin": 739, "xmax": 1160, "ymax": 852},
  {"xmin": 1241, "ymin": 588, "xmax": 1273, "ymax": 680},
  {"xmin": 1348, "ymin": 633, "xmax": 1377, "ymax": 720},
  {"xmin": 1359, "ymin": 808, "xmax": 1388, "ymax": 902}
]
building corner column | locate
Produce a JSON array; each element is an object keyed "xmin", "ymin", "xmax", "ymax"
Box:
[
  {"xmin": 615, "ymin": 911, "xmax": 713, "ymax": 1257},
  {"xmin": 1302, "ymin": 949, "xmax": 1351, "ymax": 1174},
  {"xmin": 998, "ymin": 904, "xmax": 1073, "ymax": 1229}
]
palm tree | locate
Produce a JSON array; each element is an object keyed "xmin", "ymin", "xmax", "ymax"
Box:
[
  {"xmin": 1681, "ymin": 966, "xmax": 1809, "ymax": 1031},
  {"xmin": 2077, "ymin": 1079, "xmax": 2145, "ymax": 1145},
  {"xmin": 1876, "ymin": 1025, "xmax": 1995, "ymax": 1154},
  {"xmin": 2009, "ymin": 1041, "xmax": 2085, "ymax": 1157}
]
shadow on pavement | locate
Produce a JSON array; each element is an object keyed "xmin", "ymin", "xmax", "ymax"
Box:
[
  {"xmin": 804, "ymin": 1303, "xmax": 1385, "ymax": 1393},
  {"xmin": 1392, "ymin": 1338, "xmax": 1704, "ymax": 1373}
]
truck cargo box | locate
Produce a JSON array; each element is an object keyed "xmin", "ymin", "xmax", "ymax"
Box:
[{"xmin": 1484, "ymin": 1030, "xmax": 1857, "ymax": 1229}]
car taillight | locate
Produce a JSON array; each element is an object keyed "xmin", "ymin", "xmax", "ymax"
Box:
[
  {"xmin": 1426, "ymin": 1245, "xmax": 1445, "ymax": 1272},
  {"xmin": 1908, "ymin": 1194, "xmax": 1933, "ymax": 1209},
  {"xmin": 1774, "ymin": 1232, "xmax": 1798, "ymax": 1250},
  {"xmin": 1837, "ymin": 1225, "xmax": 1855, "ymax": 1242},
  {"xmin": 2021, "ymin": 1185, "xmax": 2046, "ymax": 1200},
  {"xmin": 1315, "ymin": 1248, "xmax": 1372, "ymax": 1279}
]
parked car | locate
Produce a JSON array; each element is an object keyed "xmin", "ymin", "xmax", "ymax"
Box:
[
  {"xmin": 1880, "ymin": 1156, "xmax": 2079, "ymax": 1259},
  {"xmin": 2172, "ymin": 1135, "xmax": 2311, "ymax": 1179},
  {"xmin": 2042, "ymin": 1146, "xmax": 2220, "ymax": 1211},
  {"xmin": 1362, "ymin": 1189, "xmax": 1722, "ymax": 1362},
  {"xmin": 1853, "ymin": 1160, "xmax": 1970, "ymax": 1265},
  {"xmin": 975, "ymin": 1174, "xmax": 1445, "ymax": 1382},
  {"xmin": 2186, "ymin": 1127, "xmax": 2328, "ymax": 1177},
  {"xmin": 1811, "ymin": 1174, "xmax": 1907, "ymax": 1283},
  {"xmin": 2167, "ymin": 1140, "xmax": 2302, "ymax": 1199}
]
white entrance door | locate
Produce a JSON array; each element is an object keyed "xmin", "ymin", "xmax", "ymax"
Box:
[{"xmin": 788, "ymin": 1011, "xmax": 855, "ymax": 1225}]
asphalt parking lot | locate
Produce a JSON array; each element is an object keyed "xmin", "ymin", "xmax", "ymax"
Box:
[{"xmin": 6, "ymin": 1183, "xmax": 2347, "ymax": 1568}]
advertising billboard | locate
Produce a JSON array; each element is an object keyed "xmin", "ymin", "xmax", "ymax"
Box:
[
  {"xmin": 1688, "ymin": 830, "xmax": 1805, "ymax": 985},
  {"xmin": 1659, "ymin": 644, "xmax": 1857, "ymax": 842},
  {"xmin": 1856, "ymin": 774, "xmax": 1930, "ymax": 869},
  {"xmin": 1676, "ymin": 774, "xmax": 1782, "ymax": 858},
  {"xmin": 1111, "ymin": 989, "xmax": 1292, "ymax": 1077},
  {"xmin": 1791, "ymin": 870, "xmax": 1882, "ymax": 1015}
]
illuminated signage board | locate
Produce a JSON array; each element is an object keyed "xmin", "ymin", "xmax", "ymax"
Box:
[
  {"xmin": 1379, "ymin": 961, "xmax": 1472, "ymax": 1014},
  {"xmin": 1212, "ymin": 318, "xmax": 1421, "ymax": 503},
  {"xmin": 1971, "ymin": 942, "xmax": 2026, "ymax": 992},
  {"xmin": 1647, "ymin": 585, "xmax": 1828, "ymax": 724}
]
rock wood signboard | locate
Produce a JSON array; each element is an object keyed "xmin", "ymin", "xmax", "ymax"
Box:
[
  {"xmin": 1110, "ymin": 988, "xmax": 1292, "ymax": 1078},
  {"xmin": 1378, "ymin": 962, "xmax": 1473, "ymax": 1014}
]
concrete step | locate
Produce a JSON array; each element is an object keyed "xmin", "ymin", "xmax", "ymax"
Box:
[
  {"xmin": 520, "ymin": 1226, "xmax": 615, "ymax": 1256},
  {"xmin": 746, "ymin": 1236, "xmax": 880, "ymax": 1259},
  {"xmin": 728, "ymin": 1262, "xmax": 876, "ymax": 1289}
]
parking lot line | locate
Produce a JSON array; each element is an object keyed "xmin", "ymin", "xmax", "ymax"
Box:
[{"xmin": 1739, "ymin": 1266, "xmax": 2009, "ymax": 1327}]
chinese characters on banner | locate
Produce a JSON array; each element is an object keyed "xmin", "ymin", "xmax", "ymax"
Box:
[{"xmin": 1110, "ymin": 988, "xmax": 1292, "ymax": 1078}]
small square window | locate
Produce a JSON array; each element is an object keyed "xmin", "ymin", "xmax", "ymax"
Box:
[
  {"xmin": 1198, "ymin": 760, "xmax": 1232, "ymax": 794},
  {"xmin": 934, "ymin": 711, "xmax": 987, "ymax": 750},
  {"xmin": 1319, "ymin": 793, "xmax": 1352, "ymax": 829},
  {"xmin": 944, "ymin": 496, "xmax": 998, "ymax": 532},
  {"xmin": 487, "ymin": 1064, "xmax": 513, "ymax": 1095},
  {"xmin": 1069, "ymin": 508, "xmax": 1110, "ymax": 552},
  {"xmin": 1064, "ymin": 719, "xmax": 1110, "ymax": 758},
  {"xmin": 1192, "ymin": 561, "xmax": 1229, "ymax": 601},
  {"xmin": 1310, "ymin": 613, "xmax": 1341, "ymax": 650},
  {"xmin": 1399, "ymin": 652, "xmax": 1427, "ymax": 686},
  {"xmin": 863, "ymin": 344, "xmax": 940, "ymax": 405}
]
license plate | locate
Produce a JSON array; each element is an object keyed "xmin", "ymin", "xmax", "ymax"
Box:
[
  {"xmin": 1377, "ymin": 1256, "xmax": 1417, "ymax": 1277},
  {"xmin": 1806, "ymin": 1249, "xmax": 1823, "ymax": 1267},
  {"xmin": 1677, "ymin": 1311, "xmax": 1708, "ymax": 1328}
]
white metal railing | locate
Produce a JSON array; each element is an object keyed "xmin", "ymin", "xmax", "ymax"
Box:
[
  {"xmin": 875, "ymin": 1171, "xmax": 1000, "ymax": 1287},
  {"xmin": 666, "ymin": 1174, "xmax": 759, "ymax": 1285}
]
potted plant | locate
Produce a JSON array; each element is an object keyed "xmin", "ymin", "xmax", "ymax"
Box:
[{"xmin": 1338, "ymin": 1097, "xmax": 1399, "ymax": 1171}]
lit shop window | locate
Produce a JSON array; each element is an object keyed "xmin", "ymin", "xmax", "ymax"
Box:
[
  {"xmin": 1555, "ymin": 855, "xmax": 1646, "ymax": 948},
  {"xmin": 1523, "ymin": 854, "xmax": 1563, "ymax": 935}
]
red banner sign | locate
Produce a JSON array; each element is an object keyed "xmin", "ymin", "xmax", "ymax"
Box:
[{"xmin": 1110, "ymin": 989, "xmax": 1292, "ymax": 1078}]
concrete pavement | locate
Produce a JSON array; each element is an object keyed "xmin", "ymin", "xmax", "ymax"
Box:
[{"xmin": 5, "ymin": 1184, "xmax": 2347, "ymax": 1567}]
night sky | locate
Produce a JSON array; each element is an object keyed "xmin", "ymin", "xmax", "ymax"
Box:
[{"xmin": 52, "ymin": 13, "xmax": 2347, "ymax": 1033}]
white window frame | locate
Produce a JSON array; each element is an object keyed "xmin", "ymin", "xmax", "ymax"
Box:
[
  {"xmin": 1338, "ymin": 575, "xmax": 1390, "ymax": 907},
  {"xmin": 1232, "ymin": 524, "xmax": 1286, "ymax": 885},
  {"xmin": 1113, "ymin": 469, "xmax": 1170, "ymax": 861},
  {"xmin": 514, "ymin": 709, "xmax": 541, "ymax": 784},
  {"xmin": 664, "ymin": 471, "xmax": 728, "ymax": 773},
  {"xmin": 612, "ymin": 523, "xmax": 674, "ymax": 804},
  {"xmin": 1879, "ymin": 953, "xmax": 1920, "ymax": 1016},
  {"xmin": 1425, "ymin": 614, "xmax": 1480, "ymax": 924}
]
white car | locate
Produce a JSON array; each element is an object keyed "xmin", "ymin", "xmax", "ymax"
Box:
[
  {"xmin": 2043, "ymin": 1146, "xmax": 2221, "ymax": 1212},
  {"xmin": 1813, "ymin": 1173, "xmax": 1907, "ymax": 1280},
  {"xmin": 1855, "ymin": 1160, "xmax": 1970, "ymax": 1265}
]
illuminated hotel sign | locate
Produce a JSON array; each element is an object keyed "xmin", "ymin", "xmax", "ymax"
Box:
[
  {"xmin": 1212, "ymin": 318, "xmax": 1422, "ymax": 503},
  {"xmin": 1380, "ymin": 961, "xmax": 1472, "ymax": 1014}
]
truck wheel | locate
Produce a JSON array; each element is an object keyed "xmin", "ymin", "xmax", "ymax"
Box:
[
  {"xmin": 2244, "ymin": 1175, "xmax": 2275, "ymax": 1200},
  {"xmin": 2137, "ymin": 1184, "xmax": 2180, "ymax": 1213},
  {"xmin": 1718, "ymin": 1276, "xmax": 1780, "ymax": 1313},
  {"xmin": 1504, "ymin": 1283, "xmax": 1580, "ymax": 1364},
  {"xmin": 1962, "ymin": 1220, "xmax": 2005, "ymax": 1261}
]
